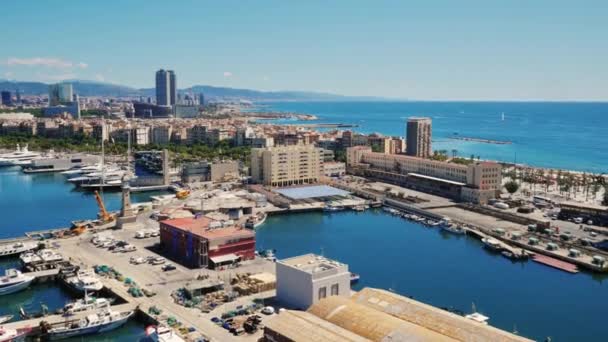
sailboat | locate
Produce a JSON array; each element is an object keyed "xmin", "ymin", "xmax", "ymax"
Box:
[{"xmin": 501, "ymin": 112, "xmax": 505, "ymax": 121}]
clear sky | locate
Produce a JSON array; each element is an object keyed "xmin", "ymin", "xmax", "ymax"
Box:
[{"xmin": 1, "ymin": 0, "xmax": 606, "ymax": 100}]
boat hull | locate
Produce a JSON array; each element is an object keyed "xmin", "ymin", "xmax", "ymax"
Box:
[
  {"xmin": 0, "ymin": 278, "xmax": 33, "ymax": 296},
  {"xmin": 47, "ymin": 313, "xmax": 132, "ymax": 340}
]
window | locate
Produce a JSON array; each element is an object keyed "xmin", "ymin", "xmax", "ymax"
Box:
[
  {"xmin": 331, "ymin": 283, "xmax": 339, "ymax": 296},
  {"xmin": 318, "ymin": 286, "xmax": 327, "ymax": 300}
]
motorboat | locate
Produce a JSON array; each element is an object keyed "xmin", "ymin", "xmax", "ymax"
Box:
[
  {"xmin": 61, "ymin": 294, "xmax": 112, "ymax": 316},
  {"xmin": 0, "ymin": 326, "xmax": 30, "ymax": 342},
  {"xmin": 61, "ymin": 164, "xmax": 102, "ymax": 176},
  {"xmin": 465, "ymin": 303, "xmax": 489, "ymax": 325},
  {"xmin": 66, "ymin": 270, "xmax": 103, "ymax": 293},
  {"xmin": 245, "ymin": 212, "xmax": 267, "ymax": 229},
  {"xmin": 350, "ymin": 272, "xmax": 360, "ymax": 284},
  {"xmin": 0, "ymin": 269, "xmax": 34, "ymax": 296},
  {"xmin": 0, "ymin": 314, "xmax": 13, "ymax": 324},
  {"xmin": 38, "ymin": 249, "xmax": 64, "ymax": 263},
  {"xmin": 0, "ymin": 241, "xmax": 38, "ymax": 257},
  {"xmin": 323, "ymin": 205, "xmax": 345, "ymax": 212},
  {"xmin": 482, "ymin": 238, "xmax": 502, "ymax": 252},
  {"xmin": 0, "ymin": 144, "xmax": 42, "ymax": 167},
  {"xmin": 143, "ymin": 325, "xmax": 185, "ymax": 342},
  {"xmin": 19, "ymin": 251, "xmax": 43, "ymax": 266},
  {"xmin": 42, "ymin": 307, "xmax": 134, "ymax": 340},
  {"xmin": 441, "ymin": 223, "xmax": 466, "ymax": 235}
]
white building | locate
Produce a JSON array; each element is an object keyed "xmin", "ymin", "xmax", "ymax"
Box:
[
  {"xmin": 251, "ymin": 144, "xmax": 323, "ymax": 187},
  {"xmin": 276, "ymin": 254, "xmax": 350, "ymax": 310},
  {"xmin": 131, "ymin": 127, "xmax": 150, "ymax": 145},
  {"xmin": 323, "ymin": 161, "xmax": 346, "ymax": 177}
]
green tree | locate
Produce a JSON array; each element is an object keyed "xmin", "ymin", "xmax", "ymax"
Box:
[{"xmin": 504, "ymin": 180, "xmax": 520, "ymax": 195}]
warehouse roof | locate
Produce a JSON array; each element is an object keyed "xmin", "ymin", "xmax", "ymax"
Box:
[
  {"xmin": 307, "ymin": 296, "xmax": 458, "ymax": 342},
  {"xmin": 352, "ymin": 288, "xmax": 533, "ymax": 342},
  {"xmin": 264, "ymin": 310, "xmax": 371, "ymax": 342},
  {"xmin": 275, "ymin": 185, "xmax": 350, "ymax": 199},
  {"xmin": 160, "ymin": 217, "xmax": 254, "ymax": 240}
]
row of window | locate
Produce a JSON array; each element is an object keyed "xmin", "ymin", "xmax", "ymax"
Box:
[{"xmin": 318, "ymin": 283, "xmax": 340, "ymax": 300}]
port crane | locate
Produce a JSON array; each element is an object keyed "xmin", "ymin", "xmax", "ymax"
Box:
[{"xmin": 94, "ymin": 190, "xmax": 116, "ymax": 223}]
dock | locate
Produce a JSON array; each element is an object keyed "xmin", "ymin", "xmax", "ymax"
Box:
[
  {"xmin": 130, "ymin": 184, "xmax": 170, "ymax": 192},
  {"xmin": 532, "ymin": 254, "xmax": 579, "ymax": 274}
]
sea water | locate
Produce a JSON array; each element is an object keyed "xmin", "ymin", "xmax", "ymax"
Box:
[{"xmin": 259, "ymin": 101, "xmax": 608, "ymax": 173}]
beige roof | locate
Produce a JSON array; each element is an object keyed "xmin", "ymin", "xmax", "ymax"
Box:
[
  {"xmin": 308, "ymin": 296, "xmax": 458, "ymax": 342},
  {"xmin": 352, "ymin": 288, "xmax": 533, "ymax": 342},
  {"xmin": 248, "ymin": 272, "xmax": 276, "ymax": 284},
  {"xmin": 265, "ymin": 310, "xmax": 371, "ymax": 342}
]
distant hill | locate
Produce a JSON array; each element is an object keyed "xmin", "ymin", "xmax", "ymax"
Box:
[
  {"xmin": 0, "ymin": 79, "xmax": 382, "ymax": 101},
  {"xmin": 0, "ymin": 80, "xmax": 140, "ymax": 97}
]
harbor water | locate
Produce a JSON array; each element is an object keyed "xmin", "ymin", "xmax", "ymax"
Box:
[
  {"xmin": 256, "ymin": 210, "xmax": 608, "ymax": 342},
  {"xmin": 258, "ymin": 101, "xmax": 608, "ymax": 173},
  {"xmin": 0, "ymin": 166, "xmax": 163, "ymax": 237}
]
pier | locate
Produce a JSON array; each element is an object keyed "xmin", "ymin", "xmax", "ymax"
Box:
[
  {"xmin": 532, "ymin": 254, "xmax": 579, "ymax": 274},
  {"xmin": 448, "ymin": 135, "xmax": 512, "ymax": 144}
]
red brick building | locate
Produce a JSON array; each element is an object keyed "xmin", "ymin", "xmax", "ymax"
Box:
[{"xmin": 159, "ymin": 216, "xmax": 255, "ymax": 269}]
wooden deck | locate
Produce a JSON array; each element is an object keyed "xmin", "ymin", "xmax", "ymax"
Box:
[{"xmin": 532, "ymin": 254, "xmax": 579, "ymax": 274}]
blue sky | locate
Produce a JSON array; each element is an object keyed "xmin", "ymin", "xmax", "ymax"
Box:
[{"xmin": 1, "ymin": 0, "xmax": 607, "ymax": 100}]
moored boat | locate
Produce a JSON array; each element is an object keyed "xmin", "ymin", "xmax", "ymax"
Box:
[
  {"xmin": 66, "ymin": 270, "xmax": 103, "ymax": 293},
  {"xmin": 0, "ymin": 315, "xmax": 13, "ymax": 324},
  {"xmin": 245, "ymin": 212, "xmax": 268, "ymax": 229},
  {"xmin": 323, "ymin": 205, "xmax": 344, "ymax": 212},
  {"xmin": 143, "ymin": 325, "xmax": 186, "ymax": 342},
  {"xmin": 441, "ymin": 223, "xmax": 466, "ymax": 235},
  {"xmin": 42, "ymin": 308, "xmax": 134, "ymax": 340},
  {"xmin": 0, "ymin": 241, "xmax": 38, "ymax": 258},
  {"xmin": 0, "ymin": 269, "xmax": 34, "ymax": 296},
  {"xmin": 61, "ymin": 294, "xmax": 112, "ymax": 316},
  {"xmin": 482, "ymin": 238, "xmax": 502, "ymax": 252}
]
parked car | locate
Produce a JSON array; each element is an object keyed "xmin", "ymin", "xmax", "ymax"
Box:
[
  {"xmin": 261, "ymin": 306, "xmax": 275, "ymax": 315},
  {"xmin": 162, "ymin": 264, "xmax": 176, "ymax": 271}
]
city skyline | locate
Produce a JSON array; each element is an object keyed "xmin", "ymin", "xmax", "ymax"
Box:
[{"xmin": 1, "ymin": 1, "xmax": 607, "ymax": 101}]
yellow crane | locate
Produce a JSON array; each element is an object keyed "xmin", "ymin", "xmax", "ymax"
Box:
[{"xmin": 94, "ymin": 190, "xmax": 116, "ymax": 223}]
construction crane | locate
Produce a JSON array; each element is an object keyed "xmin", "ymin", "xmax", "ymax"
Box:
[{"xmin": 94, "ymin": 190, "xmax": 116, "ymax": 223}]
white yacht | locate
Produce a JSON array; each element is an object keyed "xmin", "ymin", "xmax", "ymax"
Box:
[
  {"xmin": 66, "ymin": 270, "xmax": 104, "ymax": 293},
  {"xmin": 482, "ymin": 237, "xmax": 502, "ymax": 251},
  {"xmin": 0, "ymin": 241, "xmax": 38, "ymax": 257},
  {"xmin": 0, "ymin": 269, "xmax": 34, "ymax": 296},
  {"xmin": 62, "ymin": 294, "xmax": 112, "ymax": 315},
  {"xmin": 61, "ymin": 164, "xmax": 102, "ymax": 176},
  {"xmin": 38, "ymin": 249, "xmax": 64, "ymax": 263},
  {"xmin": 19, "ymin": 251, "xmax": 43, "ymax": 265},
  {"xmin": 144, "ymin": 326, "xmax": 186, "ymax": 342},
  {"xmin": 0, "ymin": 144, "xmax": 42, "ymax": 167},
  {"xmin": 43, "ymin": 307, "xmax": 134, "ymax": 340}
]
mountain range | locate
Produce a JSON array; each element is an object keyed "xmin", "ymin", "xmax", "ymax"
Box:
[{"xmin": 0, "ymin": 79, "xmax": 382, "ymax": 102}]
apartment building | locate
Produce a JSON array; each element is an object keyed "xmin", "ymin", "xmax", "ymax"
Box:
[
  {"xmin": 347, "ymin": 146, "xmax": 501, "ymax": 203},
  {"xmin": 406, "ymin": 117, "xmax": 432, "ymax": 158},
  {"xmin": 151, "ymin": 125, "xmax": 172, "ymax": 145},
  {"xmin": 251, "ymin": 144, "xmax": 323, "ymax": 187}
]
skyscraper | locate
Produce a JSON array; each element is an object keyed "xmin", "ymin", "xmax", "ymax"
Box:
[
  {"xmin": 406, "ymin": 117, "xmax": 432, "ymax": 158},
  {"xmin": 169, "ymin": 70, "xmax": 176, "ymax": 105},
  {"xmin": 155, "ymin": 69, "xmax": 177, "ymax": 106},
  {"xmin": 48, "ymin": 83, "xmax": 73, "ymax": 106},
  {"xmin": 198, "ymin": 93, "xmax": 205, "ymax": 106}
]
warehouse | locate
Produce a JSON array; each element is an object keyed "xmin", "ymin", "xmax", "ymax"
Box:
[{"xmin": 159, "ymin": 216, "xmax": 256, "ymax": 269}]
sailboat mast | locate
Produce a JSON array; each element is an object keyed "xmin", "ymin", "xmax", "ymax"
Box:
[{"xmin": 100, "ymin": 118, "xmax": 105, "ymax": 199}]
